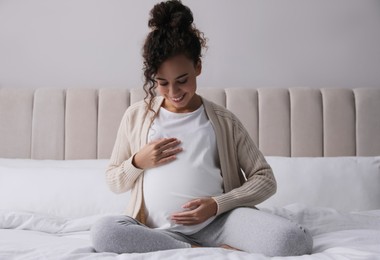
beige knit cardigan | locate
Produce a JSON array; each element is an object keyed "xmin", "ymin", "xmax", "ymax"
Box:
[{"xmin": 106, "ymin": 96, "xmax": 276, "ymax": 224}]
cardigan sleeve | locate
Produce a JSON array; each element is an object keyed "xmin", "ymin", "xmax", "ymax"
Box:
[
  {"xmin": 212, "ymin": 117, "xmax": 277, "ymax": 215},
  {"xmin": 105, "ymin": 110, "xmax": 144, "ymax": 194}
]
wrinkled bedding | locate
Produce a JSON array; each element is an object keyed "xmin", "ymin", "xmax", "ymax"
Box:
[{"xmin": 1, "ymin": 204, "xmax": 380, "ymax": 260}]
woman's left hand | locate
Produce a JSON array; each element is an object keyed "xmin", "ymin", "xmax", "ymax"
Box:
[{"xmin": 171, "ymin": 198, "xmax": 218, "ymax": 225}]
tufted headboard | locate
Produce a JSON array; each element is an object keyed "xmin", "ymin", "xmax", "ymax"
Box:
[{"xmin": 0, "ymin": 87, "xmax": 379, "ymax": 160}]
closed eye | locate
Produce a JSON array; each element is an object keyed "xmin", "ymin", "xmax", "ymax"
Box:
[
  {"xmin": 178, "ymin": 78, "xmax": 188, "ymax": 84},
  {"xmin": 158, "ymin": 81, "xmax": 168, "ymax": 86}
]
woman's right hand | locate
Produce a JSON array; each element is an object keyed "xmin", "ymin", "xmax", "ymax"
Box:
[{"xmin": 132, "ymin": 138, "xmax": 182, "ymax": 170}]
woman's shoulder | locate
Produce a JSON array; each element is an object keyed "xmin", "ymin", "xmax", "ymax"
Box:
[
  {"xmin": 201, "ymin": 96, "xmax": 251, "ymax": 139},
  {"xmin": 116, "ymin": 96, "xmax": 163, "ymax": 127},
  {"xmin": 201, "ymin": 96, "xmax": 237, "ymax": 121},
  {"xmin": 125, "ymin": 99, "xmax": 147, "ymax": 113},
  {"xmin": 124, "ymin": 96, "xmax": 164, "ymax": 116}
]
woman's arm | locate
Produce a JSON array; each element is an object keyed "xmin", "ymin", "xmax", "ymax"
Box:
[
  {"xmin": 212, "ymin": 119, "xmax": 277, "ymax": 215},
  {"xmin": 106, "ymin": 112, "xmax": 143, "ymax": 194}
]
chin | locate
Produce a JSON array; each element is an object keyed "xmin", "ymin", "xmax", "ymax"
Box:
[{"xmin": 171, "ymin": 99, "xmax": 189, "ymax": 108}]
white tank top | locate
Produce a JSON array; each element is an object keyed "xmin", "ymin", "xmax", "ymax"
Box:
[{"xmin": 143, "ymin": 105, "xmax": 223, "ymax": 235}]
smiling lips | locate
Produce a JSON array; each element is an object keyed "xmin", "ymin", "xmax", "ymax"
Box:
[{"xmin": 171, "ymin": 94, "xmax": 185, "ymax": 103}]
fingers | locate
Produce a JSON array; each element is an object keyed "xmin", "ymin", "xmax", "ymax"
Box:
[
  {"xmin": 155, "ymin": 154, "xmax": 177, "ymax": 166},
  {"xmin": 171, "ymin": 198, "xmax": 218, "ymax": 225},
  {"xmin": 133, "ymin": 137, "xmax": 182, "ymax": 169},
  {"xmin": 182, "ymin": 199, "xmax": 201, "ymax": 209},
  {"xmin": 135, "ymin": 138, "xmax": 182, "ymax": 168},
  {"xmin": 171, "ymin": 211, "xmax": 203, "ymax": 225},
  {"xmin": 155, "ymin": 138, "xmax": 182, "ymax": 155},
  {"xmin": 150, "ymin": 138, "xmax": 182, "ymax": 166},
  {"xmin": 172, "ymin": 199, "xmax": 202, "ymax": 225},
  {"xmin": 155, "ymin": 146, "xmax": 182, "ymax": 161}
]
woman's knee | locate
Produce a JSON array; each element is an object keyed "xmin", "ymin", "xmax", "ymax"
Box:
[
  {"xmin": 274, "ymin": 223, "xmax": 313, "ymax": 256},
  {"xmin": 221, "ymin": 208, "xmax": 313, "ymax": 256},
  {"xmin": 91, "ymin": 215, "xmax": 137, "ymax": 253},
  {"xmin": 91, "ymin": 215, "xmax": 136, "ymax": 237}
]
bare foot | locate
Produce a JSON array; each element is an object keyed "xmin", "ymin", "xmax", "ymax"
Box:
[{"xmin": 220, "ymin": 244, "xmax": 243, "ymax": 251}]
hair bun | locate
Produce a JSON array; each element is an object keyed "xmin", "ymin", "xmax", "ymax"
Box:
[{"xmin": 148, "ymin": 0, "xmax": 194, "ymax": 31}]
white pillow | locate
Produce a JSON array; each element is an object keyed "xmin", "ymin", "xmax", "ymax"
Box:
[
  {"xmin": 0, "ymin": 159, "xmax": 130, "ymax": 219},
  {"xmin": 258, "ymin": 156, "xmax": 380, "ymax": 211}
]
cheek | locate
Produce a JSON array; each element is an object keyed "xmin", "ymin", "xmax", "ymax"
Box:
[
  {"xmin": 156, "ymin": 86, "xmax": 168, "ymax": 95},
  {"xmin": 183, "ymin": 81, "xmax": 197, "ymax": 92}
]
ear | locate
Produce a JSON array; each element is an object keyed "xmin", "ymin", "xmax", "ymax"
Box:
[{"xmin": 195, "ymin": 60, "xmax": 202, "ymax": 76}]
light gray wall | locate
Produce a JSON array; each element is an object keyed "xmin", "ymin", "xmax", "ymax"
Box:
[{"xmin": 0, "ymin": 0, "xmax": 379, "ymax": 89}]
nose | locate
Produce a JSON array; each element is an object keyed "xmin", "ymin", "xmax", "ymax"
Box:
[{"xmin": 168, "ymin": 84, "xmax": 180, "ymax": 96}]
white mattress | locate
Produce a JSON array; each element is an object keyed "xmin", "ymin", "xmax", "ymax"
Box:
[{"xmin": 1, "ymin": 204, "xmax": 380, "ymax": 260}]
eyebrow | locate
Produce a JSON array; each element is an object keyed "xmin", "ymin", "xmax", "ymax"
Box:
[{"xmin": 156, "ymin": 73, "xmax": 188, "ymax": 81}]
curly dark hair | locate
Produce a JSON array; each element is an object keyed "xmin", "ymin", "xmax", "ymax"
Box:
[{"xmin": 142, "ymin": 0, "xmax": 207, "ymax": 113}]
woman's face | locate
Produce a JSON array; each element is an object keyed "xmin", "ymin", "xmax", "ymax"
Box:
[{"xmin": 155, "ymin": 54, "xmax": 202, "ymax": 113}]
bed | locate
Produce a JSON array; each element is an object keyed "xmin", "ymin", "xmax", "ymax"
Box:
[{"xmin": 0, "ymin": 87, "xmax": 380, "ymax": 260}]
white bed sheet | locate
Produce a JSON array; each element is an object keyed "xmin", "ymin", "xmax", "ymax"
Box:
[{"xmin": 1, "ymin": 204, "xmax": 380, "ymax": 260}]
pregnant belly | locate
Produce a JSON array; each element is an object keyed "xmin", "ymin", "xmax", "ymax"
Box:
[{"xmin": 143, "ymin": 163, "xmax": 223, "ymax": 234}]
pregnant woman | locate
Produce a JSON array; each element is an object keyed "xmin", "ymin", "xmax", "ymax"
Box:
[{"xmin": 91, "ymin": 0, "xmax": 312, "ymax": 256}]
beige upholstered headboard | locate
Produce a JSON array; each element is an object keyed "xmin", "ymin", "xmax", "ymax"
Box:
[{"xmin": 0, "ymin": 88, "xmax": 379, "ymax": 160}]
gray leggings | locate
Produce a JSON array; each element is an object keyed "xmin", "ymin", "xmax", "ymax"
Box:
[{"xmin": 91, "ymin": 207, "xmax": 313, "ymax": 257}]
